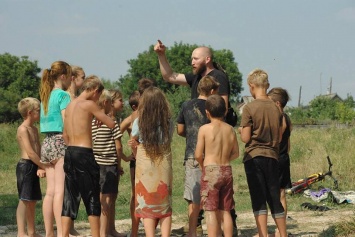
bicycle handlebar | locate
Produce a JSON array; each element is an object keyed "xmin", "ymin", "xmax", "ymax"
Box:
[{"xmin": 326, "ymin": 155, "xmax": 333, "ymax": 172}]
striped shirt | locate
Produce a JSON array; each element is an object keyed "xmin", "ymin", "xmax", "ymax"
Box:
[{"xmin": 92, "ymin": 119, "xmax": 123, "ymax": 165}]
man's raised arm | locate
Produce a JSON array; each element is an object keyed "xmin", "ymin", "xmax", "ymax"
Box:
[{"xmin": 154, "ymin": 40, "xmax": 188, "ymax": 86}]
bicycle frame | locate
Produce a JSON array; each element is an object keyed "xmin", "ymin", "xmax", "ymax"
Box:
[{"xmin": 286, "ymin": 156, "xmax": 338, "ymax": 195}]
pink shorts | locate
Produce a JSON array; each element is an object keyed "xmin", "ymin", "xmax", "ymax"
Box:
[{"xmin": 200, "ymin": 165, "xmax": 234, "ymax": 211}]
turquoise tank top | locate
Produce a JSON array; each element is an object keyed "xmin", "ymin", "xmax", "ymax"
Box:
[{"xmin": 40, "ymin": 89, "xmax": 71, "ymax": 133}]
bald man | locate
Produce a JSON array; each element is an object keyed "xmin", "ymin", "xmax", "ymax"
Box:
[
  {"xmin": 154, "ymin": 40, "xmax": 230, "ymax": 109},
  {"xmin": 154, "ymin": 40, "xmax": 238, "ymax": 236}
]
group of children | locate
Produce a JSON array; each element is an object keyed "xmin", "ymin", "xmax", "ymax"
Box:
[
  {"xmin": 16, "ymin": 62, "xmax": 132, "ymax": 237},
  {"xmin": 15, "ymin": 60, "xmax": 292, "ymax": 237}
]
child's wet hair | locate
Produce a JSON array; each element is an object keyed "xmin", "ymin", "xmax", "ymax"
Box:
[
  {"xmin": 247, "ymin": 68, "xmax": 269, "ymax": 88},
  {"xmin": 98, "ymin": 89, "xmax": 112, "ymax": 108},
  {"xmin": 129, "ymin": 90, "xmax": 140, "ymax": 109},
  {"xmin": 18, "ymin": 97, "xmax": 40, "ymax": 118},
  {"xmin": 81, "ymin": 75, "xmax": 104, "ymax": 93},
  {"xmin": 268, "ymin": 87, "xmax": 290, "ymax": 108},
  {"xmin": 206, "ymin": 94, "xmax": 226, "ymax": 118}
]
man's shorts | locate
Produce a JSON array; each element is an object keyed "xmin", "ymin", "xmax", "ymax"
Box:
[
  {"xmin": 41, "ymin": 133, "xmax": 66, "ymax": 164},
  {"xmin": 200, "ymin": 165, "xmax": 234, "ymax": 211},
  {"xmin": 99, "ymin": 165, "xmax": 119, "ymax": 194},
  {"xmin": 62, "ymin": 146, "xmax": 101, "ymax": 219},
  {"xmin": 278, "ymin": 153, "xmax": 292, "ymax": 189},
  {"xmin": 183, "ymin": 159, "xmax": 202, "ymax": 204},
  {"xmin": 16, "ymin": 159, "xmax": 42, "ymax": 201}
]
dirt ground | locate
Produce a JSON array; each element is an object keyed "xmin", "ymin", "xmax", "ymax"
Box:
[{"xmin": 1, "ymin": 209, "xmax": 354, "ymax": 237}]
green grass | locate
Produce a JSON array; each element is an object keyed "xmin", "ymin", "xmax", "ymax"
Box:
[{"xmin": 1, "ymin": 123, "xmax": 355, "ymax": 235}]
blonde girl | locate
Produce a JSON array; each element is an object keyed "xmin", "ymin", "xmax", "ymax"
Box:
[{"xmin": 66, "ymin": 65, "xmax": 85, "ymax": 100}]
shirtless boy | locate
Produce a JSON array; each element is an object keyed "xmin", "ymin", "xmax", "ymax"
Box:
[
  {"xmin": 195, "ymin": 94, "xmax": 239, "ymax": 237},
  {"xmin": 61, "ymin": 75, "xmax": 115, "ymax": 237},
  {"xmin": 16, "ymin": 97, "xmax": 46, "ymax": 237}
]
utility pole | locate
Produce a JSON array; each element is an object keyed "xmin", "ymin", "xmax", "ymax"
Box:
[
  {"xmin": 298, "ymin": 86, "xmax": 302, "ymax": 107},
  {"xmin": 319, "ymin": 73, "xmax": 322, "ymax": 95}
]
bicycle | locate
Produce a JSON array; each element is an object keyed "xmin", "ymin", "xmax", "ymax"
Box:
[{"xmin": 286, "ymin": 156, "xmax": 338, "ymax": 195}]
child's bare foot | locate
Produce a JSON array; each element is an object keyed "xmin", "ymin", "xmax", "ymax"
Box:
[
  {"xmin": 69, "ymin": 228, "xmax": 82, "ymax": 236},
  {"xmin": 26, "ymin": 234, "xmax": 42, "ymax": 237},
  {"xmin": 253, "ymin": 234, "xmax": 275, "ymax": 237},
  {"xmin": 273, "ymin": 228, "xmax": 280, "ymax": 237},
  {"xmin": 109, "ymin": 230, "xmax": 126, "ymax": 237}
]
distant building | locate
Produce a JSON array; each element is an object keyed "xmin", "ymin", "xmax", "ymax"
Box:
[{"xmin": 314, "ymin": 93, "xmax": 343, "ymax": 102}]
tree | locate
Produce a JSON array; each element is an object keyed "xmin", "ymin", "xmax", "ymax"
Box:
[
  {"xmin": 117, "ymin": 42, "xmax": 243, "ymax": 118},
  {"xmin": 101, "ymin": 78, "xmax": 119, "ymax": 90},
  {"xmin": 287, "ymin": 107, "xmax": 315, "ymax": 125},
  {"xmin": 0, "ymin": 53, "xmax": 41, "ymax": 122},
  {"xmin": 343, "ymin": 94, "xmax": 355, "ymax": 108},
  {"xmin": 335, "ymin": 102, "xmax": 355, "ymax": 123},
  {"xmin": 308, "ymin": 97, "xmax": 337, "ymax": 121}
]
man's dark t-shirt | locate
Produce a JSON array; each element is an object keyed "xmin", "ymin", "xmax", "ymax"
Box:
[
  {"xmin": 176, "ymin": 98, "xmax": 208, "ymax": 160},
  {"xmin": 185, "ymin": 69, "xmax": 230, "ymax": 99}
]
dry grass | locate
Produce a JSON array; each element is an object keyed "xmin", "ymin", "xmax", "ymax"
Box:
[{"xmin": 1, "ymin": 123, "xmax": 355, "ymax": 235}]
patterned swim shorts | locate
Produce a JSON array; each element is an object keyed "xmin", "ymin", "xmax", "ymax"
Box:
[{"xmin": 41, "ymin": 133, "xmax": 66, "ymax": 164}]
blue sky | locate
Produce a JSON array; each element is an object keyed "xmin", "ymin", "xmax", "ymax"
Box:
[{"xmin": 1, "ymin": 0, "xmax": 354, "ymax": 106}]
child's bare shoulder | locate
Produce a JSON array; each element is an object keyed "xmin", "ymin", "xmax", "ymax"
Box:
[
  {"xmin": 123, "ymin": 113, "xmax": 132, "ymax": 122},
  {"xmin": 223, "ymin": 123, "xmax": 236, "ymax": 134},
  {"xmin": 76, "ymin": 99, "xmax": 98, "ymax": 111},
  {"xmin": 17, "ymin": 124, "xmax": 27, "ymax": 136},
  {"xmin": 199, "ymin": 123, "xmax": 212, "ymax": 132},
  {"xmin": 200, "ymin": 123, "xmax": 211, "ymax": 129}
]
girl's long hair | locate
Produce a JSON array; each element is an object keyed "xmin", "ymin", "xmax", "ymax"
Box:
[
  {"xmin": 138, "ymin": 87, "xmax": 172, "ymax": 160},
  {"xmin": 39, "ymin": 61, "xmax": 71, "ymax": 115}
]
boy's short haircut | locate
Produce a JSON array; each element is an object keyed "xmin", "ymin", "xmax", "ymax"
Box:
[
  {"xmin": 138, "ymin": 78, "xmax": 155, "ymax": 95},
  {"xmin": 247, "ymin": 69, "xmax": 269, "ymax": 88},
  {"xmin": 98, "ymin": 89, "xmax": 112, "ymax": 108},
  {"xmin": 81, "ymin": 75, "xmax": 104, "ymax": 93},
  {"xmin": 197, "ymin": 75, "xmax": 220, "ymax": 96},
  {"xmin": 108, "ymin": 89, "xmax": 123, "ymax": 101},
  {"xmin": 18, "ymin": 97, "xmax": 40, "ymax": 118},
  {"xmin": 129, "ymin": 90, "xmax": 140, "ymax": 109},
  {"xmin": 268, "ymin": 87, "xmax": 290, "ymax": 108},
  {"xmin": 206, "ymin": 94, "xmax": 226, "ymax": 118}
]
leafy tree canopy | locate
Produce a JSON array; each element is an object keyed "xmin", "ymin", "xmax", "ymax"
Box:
[
  {"xmin": 117, "ymin": 42, "xmax": 243, "ymax": 118},
  {"xmin": 0, "ymin": 53, "xmax": 41, "ymax": 122}
]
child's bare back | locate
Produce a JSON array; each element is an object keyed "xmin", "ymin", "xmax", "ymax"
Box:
[{"xmin": 198, "ymin": 120, "xmax": 239, "ymax": 166}]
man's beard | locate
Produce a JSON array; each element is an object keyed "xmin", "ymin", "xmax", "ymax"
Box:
[{"xmin": 193, "ymin": 64, "xmax": 207, "ymax": 75}]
